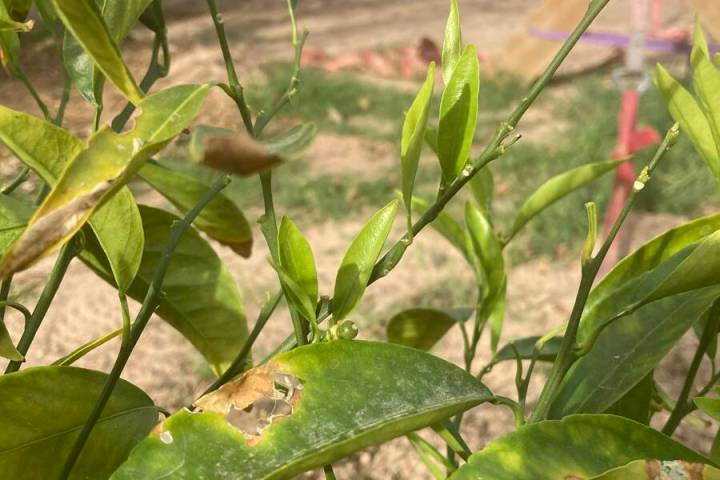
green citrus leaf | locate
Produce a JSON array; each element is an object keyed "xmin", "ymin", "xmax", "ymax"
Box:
[
  {"xmin": 441, "ymin": 0, "xmax": 462, "ymax": 84},
  {"xmin": 0, "ymin": 192, "xmax": 31, "ymax": 258},
  {"xmin": 0, "ymin": 1, "xmax": 20, "ymax": 75},
  {"xmin": 438, "ymin": 45, "xmax": 479, "ymax": 188},
  {"xmin": 605, "ymin": 372, "xmax": 654, "ymax": 425},
  {"xmin": 550, "ymin": 287, "xmax": 720, "ymax": 418},
  {"xmin": 0, "ymin": 104, "xmax": 85, "ymax": 180},
  {"xmin": 139, "ymin": 161, "xmax": 253, "ymax": 257},
  {"xmin": 332, "ymin": 199, "xmax": 399, "ymax": 321},
  {"xmin": 87, "ymin": 188, "xmax": 144, "ymax": 292},
  {"xmin": 412, "ymin": 196, "xmax": 475, "ymax": 266},
  {"xmin": 0, "ymin": 366, "xmax": 157, "ymax": 479},
  {"xmin": 62, "ymin": 0, "xmax": 153, "ymax": 106},
  {"xmin": 0, "ymin": 84, "xmax": 210, "ymax": 281},
  {"xmin": 113, "ymin": 341, "xmax": 492, "ymax": 480},
  {"xmin": 0, "ymin": 194, "xmax": 30, "ymax": 360},
  {"xmin": 81, "ymin": 205, "xmax": 249, "ymax": 375},
  {"xmin": 0, "ymin": 105, "xmax": 144, "ymax": 291},
  {"xmin": 271, "ymin": 260, "xmax": 317, "ymax": 326},
  {"xmin": 279, "ymin": 216, "xmax": 318, "ymax": 305},
  {"xmin": 466, "ymin": 202, "xmax": 506, "ymax": 352},
  {"xmin": 589, "ymin": 460, "xmax": 720, "ymax": 479},
  {"xmin": 696, "ymin": 391, "xmax": 720, "ymax": 422},
  {"xmin": 579, "ymin": 214, "xmax": 720, "ymax": 341},
  {"xmin": 656, "ymin": 64, "xmax": 720, "ymax": 183},
  {"xmin": 469, "ymin": 165, "xmax": 493, "ymax": 215},
  {"xmin": 401, "ymin": 62, "xmax": 435, "ymax": 225},
  {"xmin": 53, "ymin": 0, "xmax": 145, "ymax": 105},
  {"xmin": 588, "ymin": 213, "xmax": 720, "ymax": 319},
  {"xmin": 139, "ymin": 0, "xmax": 165, "ymax": 34},
  {"xmin": 508, "ymin": 159, "xmax": 622, "ymax": 242},
  {"xmin": 450, "ymin": 414, "xmax": 711, "ymax": 480},
  {"xmin": 386, "ymin": 307, "xmax": 472, "ymax": 351},
  {"xmin": 690, "ymin": 22, "xmax": 720, "ymax": 150},
  {"xmin": 492, "ymin": 335, "xmax": 563, "ymax": 364}
]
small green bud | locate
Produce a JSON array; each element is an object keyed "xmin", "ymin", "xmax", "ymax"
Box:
[{"xmin": 327, "ymin": 320, "xmax": 359, "ymax": 340}]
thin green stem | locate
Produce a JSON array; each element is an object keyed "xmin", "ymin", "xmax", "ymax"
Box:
[
  {"xmin": 0, "ymin": 300, "xmax": 31, "ymax": 325},
  {"xmin": 1, "ymin": 167, "xmax": 29, "ymax": 194},
  {"xmin": 259, "ymin": 172, "xmax": 280, "ymax": 259},
  {"xmin": 4, "ymin": 237, "xmax": 80, "ymax": 373},
  {"xmin": 530, "ymin": 124, "xmax": 680, "ymax": 422},
  {"xmin": 259, "ymin": 171, "xmax": 307, "ymax": 345},
  {"xmin": 92, "ymin": 104, "xmax": 103, "ymax": 133},
  {"xmin": 119, "ymin": 292, "xmax": 131, "ymax": 347},
  {"xmin": 16, "ymin": 69, "xmax": 51, "ymax": 121},
  {"xmin": 0, "ymin": 277, "xmax": 12, "ymax": 323},
  {"xmin": 112, "ymin": 35, "xmax": 169, "ymax": 132},
  {"xmin": 432, "ymin": 420, "xmax": 471, "ymax": 461},
  {"xmin": 59, "ymin": 176, "xmax": 230, "ymax": 479},
  {"xmin": 700, "ymin": 370, "xmax": 720, "ymax": 398},
  {"xmin": 54, "ymin": 70, "xmax": 72, "ymax": 126},
  {"xmin": 491, "ymin": 396, "xmax": 525, "ymax": 427},
  {"xmin": 323, "ymin": 464, "xmax": 337, "ymax": 480},
  {"xmin": 206, "ymin": 0, "xmax": 254, "ymax": 133},
  {"xmin": 407, "ymin": 432, "xmax": 455, "ymax": 479},
  {"xmin": 34, "ymin": 0, "xmax": 71, "ymax": 126},
  {"xmin": 203, "ymin": 289, "xmax": 283, "ymax": 395},
  {"xmin": 52, "ymin": 327, "xmax": 123, "ymax": 367},
  {"xmin": 663, "ymin": 299, "xmax": 720, "ymax": 435},
  {"xmin": 253, "ymin": 27, "xmax": 308, "ymax": 136}
]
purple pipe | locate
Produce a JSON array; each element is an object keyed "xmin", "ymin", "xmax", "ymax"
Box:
[{"xmin": 529, "ymin": 28, "xmax": 720, "ymax": 55}]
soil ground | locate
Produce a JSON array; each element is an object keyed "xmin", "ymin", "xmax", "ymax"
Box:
[{"xmin": 0, "ymin": 1, "xmax": 715, "ymax": 478}]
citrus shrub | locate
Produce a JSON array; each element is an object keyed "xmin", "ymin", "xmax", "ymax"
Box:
[{"xmin": 0, "ymin": 0, "xmax": 719, "ymax": 479}]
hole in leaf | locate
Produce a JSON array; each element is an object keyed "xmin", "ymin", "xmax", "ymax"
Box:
[{"xmin": 191, "ymin": 364, "xmax": 303, "ymax": 445}]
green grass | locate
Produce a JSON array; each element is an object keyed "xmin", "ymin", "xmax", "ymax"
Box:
[{"xmin": 162, "ymin": 62, "xmax": 718, "ymax": 264}]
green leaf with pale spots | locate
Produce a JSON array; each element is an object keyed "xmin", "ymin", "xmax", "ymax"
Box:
[
  {"xmin": 0, "ymin": 84, "xmax": 210, "ymax": 282},
  {"xmin": 589, "ymin": 460, "xmax": 720, "ymax": 479},
  {"xmin": 450, "ymin": 415, "xmax": 711, "ymax": 480},
  {"xmin": 0, "ymin": 105, "xmax": 143, "ymax": 292},
  {"xmin": 112, "ymin": 341, "xmax": 492, "ymax": 480}
]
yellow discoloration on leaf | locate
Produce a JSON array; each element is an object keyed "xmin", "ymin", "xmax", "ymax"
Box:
[{"xmin": 0, "ymin": 180, "xmax": 112, "ymax": 278}]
